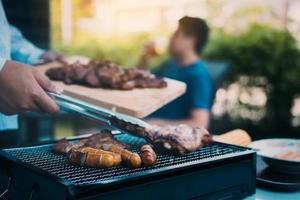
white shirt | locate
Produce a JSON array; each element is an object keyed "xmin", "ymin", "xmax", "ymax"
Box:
[{"xmin": 0, "ymin": 0, "xmax": 45, "ymax": 131}]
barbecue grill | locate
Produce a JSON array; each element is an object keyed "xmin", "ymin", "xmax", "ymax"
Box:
[{"xmin": 0, "ymin": 132, "xmax": 255, "ymax": 200}]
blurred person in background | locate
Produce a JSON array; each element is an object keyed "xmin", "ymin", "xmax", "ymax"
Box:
[
  {"xmin": 0, "ymin": 0, "xmax": 63, "ymax": 146},
  {"xmin": 138, "ymin": 16, "xmax": 213, "ymax": 128}
]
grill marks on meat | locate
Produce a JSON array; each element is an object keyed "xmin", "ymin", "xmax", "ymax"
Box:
[
  {"xmin": 110, "ymin": 117, "xmax": 213, "ymax": 155},
  {"xmin": 46, "ymin": 60, "xmax": 167, "ymax": 90}
]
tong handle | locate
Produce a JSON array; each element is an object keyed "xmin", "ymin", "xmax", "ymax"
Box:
[
  {"xmin": 47, "ymin": 92, "xmax": 112, "ymax": 125},
  {"xmin": 47, "ymin": 92, "xmax": 151, "ymax": 129},
  {"xmin": 48, "ymin": 92, "xmax": 114, "ymax": 116}
]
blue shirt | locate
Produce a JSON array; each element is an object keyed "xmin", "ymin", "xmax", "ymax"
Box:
[
  {"xmin": 150, "ymin": 59, "xmax": 213, "ymax": 120},
  {"xmin": 0, "ymin": 0, "xmax": 45, "ymax": 131}
]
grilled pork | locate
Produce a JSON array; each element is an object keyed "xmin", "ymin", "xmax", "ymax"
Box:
[
  {"xmin": 84, "ymin": 130, "xmax": 128, "ymax": 149},
  {"xmin": 146, "ymin": 125, "xmax": 213, "ymax": 155},
  {"xmin": 46, "ymin": 60, "xmax": 167, "ymax": 90},
  {"xmin": 109, "ymin": 117, "xmax": 213, "ymax": 155},
  {"xmin": 51, "ymin": 138, "xmax": 88, "ymax": 155}
]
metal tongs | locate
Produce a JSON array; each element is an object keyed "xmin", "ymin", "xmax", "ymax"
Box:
[{"xmin": 47, "ymin": 92, "xmax": 151, "ymax": 131}]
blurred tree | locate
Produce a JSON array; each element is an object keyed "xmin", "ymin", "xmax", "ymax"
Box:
[{"xmin": 204, "ymin": 25, "xmax": 300, "ymax": 133}]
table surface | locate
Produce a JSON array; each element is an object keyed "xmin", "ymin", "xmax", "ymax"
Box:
[{"xmin": 245, "ymin": 188, "xmax": 300, "ymax": 200}]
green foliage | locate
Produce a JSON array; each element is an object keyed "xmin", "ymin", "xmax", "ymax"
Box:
[
  {"xmin": 203, "ymin": 25, "xmax": 300, "ymax": 131},
  {"xmin": 204, "ymin": 25, "xmax": 300, "ymax": 87}
]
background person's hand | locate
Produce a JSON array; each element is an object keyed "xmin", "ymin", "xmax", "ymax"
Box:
[
  {"xmin": 137, "ymin": 41, "xmax": 159, "ymax": 69},
  {"xmin": 0, "ymin": 60, "xmax": 62, "ymax": 115},
  {"xmin": 141, "ymin": 41, "xmax": 159, "ymax": 59}
]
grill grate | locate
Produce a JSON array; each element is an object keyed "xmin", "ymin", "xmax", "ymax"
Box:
[{"xmin": 3, "ymin": 134, "xmax": 247, "ymax": 186}]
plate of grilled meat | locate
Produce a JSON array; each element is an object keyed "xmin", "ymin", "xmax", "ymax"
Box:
[{"xmin": 37, "ymin": 59, "xmax": 186, "ymax": 118}]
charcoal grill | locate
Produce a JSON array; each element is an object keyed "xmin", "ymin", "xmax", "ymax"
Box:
[{"xmin": 0, "ymin": 133, "xmax": 256, "ymax": 200}]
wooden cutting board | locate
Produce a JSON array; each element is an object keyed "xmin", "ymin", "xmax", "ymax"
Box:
[{"xmin": 37, "ymin": 62, "xmax": 186, "ymax": 118}]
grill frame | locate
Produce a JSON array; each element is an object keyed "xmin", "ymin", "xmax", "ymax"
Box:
[{"xmin": 0, "ymin": 133, "xmax": 256, "ymax": 200}]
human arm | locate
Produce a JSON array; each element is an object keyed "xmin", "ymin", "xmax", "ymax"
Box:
[
  {"xmin": 10, "ymin": 26, "xmax": 66, "ymax": 65},
  {"xmin": 0, "ymin": 60, "xmax": 62, "ymax": 115}
]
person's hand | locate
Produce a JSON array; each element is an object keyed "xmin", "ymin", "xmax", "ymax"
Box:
[
  {"xmin": 141, "ymin": 41, "xmax": 158, "ymax": 59},
  {"xmin": 137, "ymin": 41, "xmax": 159, "ymax": 69},
  {"xmin": 40, "ymin": 51, "xmax": 67, "ymax": 64},
  {"xmin": 0, "ymin": 60, "xmax": 63, "ymax": 115}
]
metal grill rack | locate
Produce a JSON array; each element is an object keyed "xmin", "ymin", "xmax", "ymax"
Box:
[{"xmin": 4, "ymin": 134, "xmax": 246, "ymax": 186}]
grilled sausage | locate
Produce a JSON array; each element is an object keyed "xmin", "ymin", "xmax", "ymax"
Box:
[
  {"xmin": 81, "ymin": 147, "xmax": 122, "ymax": 167},
  {"xmin": 68, "ymin": 147, "xmax": 122, "ymax": 168},
  {"xmin": 140, "ymin": 145, "xmax": 157, "ymax": 166},
  {"xmin": 103, "ymin": 145, "xmax": 142, "ymax": 168}
]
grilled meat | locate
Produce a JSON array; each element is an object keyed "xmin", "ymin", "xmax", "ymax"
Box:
[
  {"xmin": 46, "ymin": 60, "xmax": 167, "ymax": 90},
  {"xmin": 146, "ymin": 125, "xmax": 213, "ymax": 155},
  {"xmin": 102, "ymin": 144, "xmax": 142, "ymax": 168},
  {"xmin": 84, "ymin": 130, "xmax": 127, "ymax": 149},
  {"xmin": 51, "ymin": 129, "xmax": 127, "ymax": 155},
  {"xmin": 68, "ymin": 147, "xmax": 122, "ymax": 168},
  {"xmin": 51, "ymin": 138, "xmax": 87, "ymax": 155},
  {"xmin": 109, "ymin": 117, "xmax": 213, "ymax": 155},
  {"xmin": 51, "ymin": 138, "xmax": 69, "ymax": 154},
  {"xmin": 52, "ymin": 121, "xmax": 212, "ymax": 168},
  {"xmin": 52, "ymin": 129, "xmax": 141, "ymax": 168},
  {"xmin": 140, "ymin": 145, "xmax": 157, "ymax": 166}
]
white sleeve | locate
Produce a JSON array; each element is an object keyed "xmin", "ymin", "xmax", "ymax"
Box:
[
  {"xmin": 10, "ymin": 26, "xmax": 45, "ymax": 65},
  {"xmin": 0, "ymin": 57, "xmax": 6, "ymax": 72}
]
